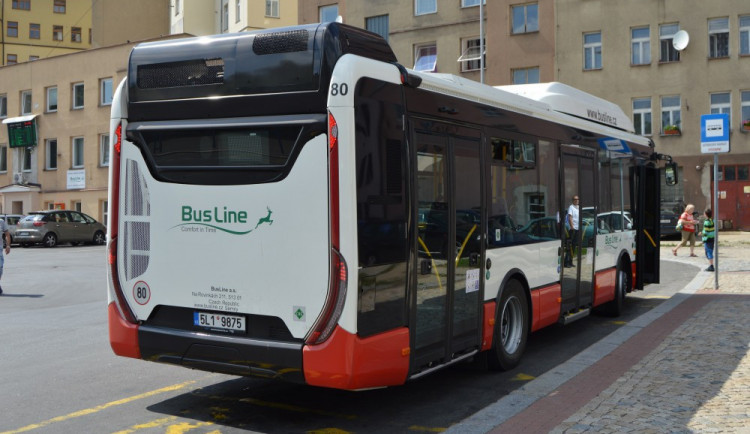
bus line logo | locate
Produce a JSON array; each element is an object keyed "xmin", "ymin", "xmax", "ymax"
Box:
[{"xmin": 171, "ymin": 205, "xmax": 274, "ymax": 235}]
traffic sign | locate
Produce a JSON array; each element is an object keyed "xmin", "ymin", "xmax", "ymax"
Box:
[{"xmin": 700, "ymin": 113, "xmax": 729, "ymax": 153}]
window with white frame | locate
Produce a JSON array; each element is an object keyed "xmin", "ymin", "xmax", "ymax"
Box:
[
  {"xmin": 222, "ymin": 1, "xmax": 229, "ymax": 31},
  {"xmin": 53, "ymin": 25, "xmax": 63, "ymax": 41},
  {"xmin": 709, "ymin": 17, "xmax": 729, "ymax": 58},
  {"xmin": 661, "ymin": 95, "xmax": 681, "ymax": 134},
  {"xmin": 100, "ymin": 134, "xmax": 110, "ymax": 167},
  {"xmin": 265, "ymin": 0, "xmax": 279, "ymax": 18},
  {"xmin": 46, "ymin": 86, "xmax": 58, "ymax": 112},
  {"xmin": 73, "ymin": 201, "xmax": 82, "ymax": 212},
  {"xmin": 512, "ymin": 67, "xmax": 540, "ymax": 84},
  {"xmin": 366, "ymin": 15, "xmax": 389, "ymax": 41},
  {"xmin": 22, "ymin": 147, "xmax": 32, "ymax": 172},
  {"xmin": 102, "ymin": 200, "xmax": 109, "ymax": 226},
  {"xmin": 583, "ymin": 32, "xmax": 602, "ymax": 70},
  {"xmin": 71, "ymin": 27, "xmax": 81, "ymax": 42},
  {"xmin": 710, "ymin": 92, "xmax": 731, "ymax": 125},
  {"xmin": 46, "ymin": 139, "xmax": 57, "ymax": 170},
  {"xmin": 414, "ymin": 44, "xmax": 437, "ymax": 72},
  {"xmin": 7, "ymin": 54, "xmax": 17, "ymax": 64},
  {"xmin": 54, "ymin": 0, "xmax": 66, "ymax": 13},
  {"xmin": 741, "ymin": 16, "xmax": 750, "ymax": 56},
  {"xmin": 659, "ymin": 23, "xmax": 680, "ymax": 62},
  {"xmin": 415, "ymin": 0, "xmax": 437, "ymax": 16},
  {"xmin": 21, "ymin": 90, "xmax": 32, "ymax": 115},
  {"xmin": 511, "ymin": 3, "xmax": 538, "ymax": 34},
  {"xmin": 0, "ymin": 94, "xmax": 6, "ymax": 118},
  {"xmin": 174, "ymin": 0, "xmax": 179, "ymax": 16},
  {"xmin": 0, "ymin": 145, "xmax": 6, "ymax": 172},
  {"xmin": 319, "ymin": 4, "xmax": 338, "ymax": 22},
  {"xmin": 633, "ymin": 98, "xmax": 652, "ymax": 136},
  {"xmin": 235, "ymin": 0, "xmax": 240, "ymax": 22},
  {"xmin": 741, "ymin": 91, "xmax": 750, "ymax": 130},
  {"xmin": 72, "ymin": 137, "xmax": 84, "ymax": 168},
  {"xmin": 458, "ymin": 38, "xmax": 485, "ymax": 72},
  {"xmin": 100, "ymin": 78, "xmax": 113, "ymax": 106},
  {"xmin": 462, "ymin": 0, "xmax": 485, "ymax": 7},
  {"xmin": 631, "ymin": 26, "xmax": 650, "ymax": 65},
  {"xmin": 72, "ymin": 82, "xmax": 84, "ymax": 109}
]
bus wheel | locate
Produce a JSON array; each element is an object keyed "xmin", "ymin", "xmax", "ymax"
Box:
[
  {"xmin": 599, "ymin": 265, "xmax": 628, "ymax": 317},
  {"xmin": 487, "ymin": 279, "xmax": 529, "ymax": 371}
]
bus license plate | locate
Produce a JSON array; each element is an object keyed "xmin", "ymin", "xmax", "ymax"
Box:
[{"xmin": 194, "ymin": 311, "xmax": 245, "ymax": 332}]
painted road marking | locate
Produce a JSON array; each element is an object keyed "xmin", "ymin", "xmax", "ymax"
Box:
[{"xmin": 3, "ymin": 381, "xmax": 197, "ymax": 434}]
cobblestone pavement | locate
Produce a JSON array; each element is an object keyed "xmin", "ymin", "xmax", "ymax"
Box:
[{"xmin": 549, "ymin": 232, "xmax": 750, "ymax": 433}]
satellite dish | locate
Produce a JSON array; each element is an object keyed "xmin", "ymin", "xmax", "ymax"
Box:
[
  {"xmin": 673, "ymin": 30, "xmax": 689, "ymax": 51},
  {"xmin": 335, "ymin": 15, "xmax": 343, "ymax": 23}
]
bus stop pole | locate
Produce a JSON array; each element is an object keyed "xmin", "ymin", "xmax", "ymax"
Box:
[{"xmin": 714, "ymin": 153, "xmax": 719, "ymax": 290}]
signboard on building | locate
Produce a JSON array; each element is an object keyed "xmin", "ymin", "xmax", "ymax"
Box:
[
  {"xmin": 67, "ymin": 169, "xmax": 86, "ymax": 189},
  {"xmin": 2, "ymin": 115, "xmax": 38, "ymax": 148},
  {"xmin": 700, "ymin": 113, "xmax": 729, "ymax": 154}
]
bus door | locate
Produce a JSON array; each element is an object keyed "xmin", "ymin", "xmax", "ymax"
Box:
[
  {"xmin": 560, "ymin": 147, "xmax": 596, "ymax": 314},
  {"xmin": 631, "ymin": 164, "xmax": 661, "ymax": 288},
  {"xmin": 413, "ymin": 127, "xmax": 482, "ymax": 370}
]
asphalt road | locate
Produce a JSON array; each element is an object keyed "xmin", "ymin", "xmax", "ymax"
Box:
[{"xmin": 0, "ymin": 245, "xmax": 698, "ymax": 434}]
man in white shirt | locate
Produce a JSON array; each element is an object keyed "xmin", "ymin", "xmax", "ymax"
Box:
[{"xmin": 565, "ymin": 196, "xmax": 580, "ymax": 267}]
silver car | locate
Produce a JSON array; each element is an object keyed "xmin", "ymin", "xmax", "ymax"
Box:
[
  {"xmin": 15, "ymin": 210, "xmax": 106, "ymax": 247},
  {"xmin": 0, "ymin": 214, "xmax": 25, "ymax": 245}
]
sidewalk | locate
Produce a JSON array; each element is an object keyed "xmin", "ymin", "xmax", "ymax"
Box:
[{"xmin": 449, "ymin": 231, "xmax": 750, "ymax": 433}]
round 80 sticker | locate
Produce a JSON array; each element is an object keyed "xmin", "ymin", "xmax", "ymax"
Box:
[{"xmin": 133, "ymin": 281, "xmax": 151, "ymax": 305}]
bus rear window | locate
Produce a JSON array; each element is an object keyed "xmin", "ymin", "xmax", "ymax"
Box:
[{"xmin": 140, "ymin": 127, "xmax": 300, "ymax": 168}]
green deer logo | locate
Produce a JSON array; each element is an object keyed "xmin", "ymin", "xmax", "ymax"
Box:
[{"xmin": 255, "ymin": 206, "xmax": 274, "ymax": 229}]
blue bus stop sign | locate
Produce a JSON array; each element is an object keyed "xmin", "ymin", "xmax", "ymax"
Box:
[{"xmin": 700, "ymin": 113, "xmax": 729, "ymax": 153}]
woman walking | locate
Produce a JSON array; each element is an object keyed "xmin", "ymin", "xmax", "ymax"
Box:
[{"xmin": 672, "ymin": 203, "xmax": 697, "ymax": 257}]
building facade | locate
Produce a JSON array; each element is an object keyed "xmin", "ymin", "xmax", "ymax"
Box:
[
  {"xmin": 91, "ymin": 0, "xmax": 170, "ymax": 49},
  {"xmin": 0, "ymin": 0, "xmax": 92, "ymax": 66},
  {"xmin": 171, "ymin": 0, "xmax": 298, "ymax": 36}
]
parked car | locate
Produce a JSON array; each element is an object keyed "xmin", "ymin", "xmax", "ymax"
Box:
[
  {"xmin": 0, "ymin": 214, "xmax": 24, "ymax": 246},
  {"xmin": 15, "ymin": 210, "xmax": 106, "ymax": 247},
  {"xmin": 660, "ymin": 201, "xmax": 686, "ymax": 238}
]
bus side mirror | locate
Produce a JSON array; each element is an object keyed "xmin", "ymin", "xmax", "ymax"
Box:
[{"xmin": 665, "ymin": 162, "xmax": 678, "ymax": 186}]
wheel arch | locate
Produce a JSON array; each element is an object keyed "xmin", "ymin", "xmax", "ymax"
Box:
[{"xmin": 493, "ymin": 268, "xmax": 533, "ymax": 334}]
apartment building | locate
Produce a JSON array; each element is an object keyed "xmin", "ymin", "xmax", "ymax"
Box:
[
  {"xmin": 0, "ymin": 42, "xmax": 134, "ymax": 219},
  {"xmin": 170, "ymin": 0, "xmax": 298, "ymax": 36},
  {"xmin": 0, "ymin": 0, "xmax": 92, "ymax": 65}
]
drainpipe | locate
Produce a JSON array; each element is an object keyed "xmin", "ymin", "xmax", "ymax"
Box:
[
  {"xmin": 1, "ymin": 0, "xmax": 5, "ymax": 65},
  {"xmin": 479, "ymin": 0, "xmax": 484, "ymax": 84}
]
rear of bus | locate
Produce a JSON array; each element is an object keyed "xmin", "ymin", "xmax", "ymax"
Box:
[{"xmin": 107, "ymin": 23, "xmax": 405, "ymax": 389}]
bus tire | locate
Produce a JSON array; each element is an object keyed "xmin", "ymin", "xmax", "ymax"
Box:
[
  {"xmin": 487, "ymin": 279, "xmax": 529, "ymax": 371},
  {"xmin": 598, "ymin": 264, "xmax": 629, "ymax": 317}
]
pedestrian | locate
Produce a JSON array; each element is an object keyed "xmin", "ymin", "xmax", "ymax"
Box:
[
  {"xmin": 672, "ymin": 203, "xmax": 697, "ymax": 257},
  {"xmin": 565, "ymin": 195, "xmax": 580, "ymax": 267},
  {"xmin": 0, "ymin": 217, "xmax": 10, "ymax": 295},
  {"xmin": 700, "ymin": 208, "xmax": 715, "ymax": 272}
]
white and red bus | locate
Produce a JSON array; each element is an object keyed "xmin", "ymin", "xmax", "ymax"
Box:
[{"xmin": 107, "ymin": 23, "xmax": 675, "ymax": 390}]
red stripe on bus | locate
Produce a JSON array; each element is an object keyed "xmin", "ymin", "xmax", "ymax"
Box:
[
  {"xmin": 303, "ymin": 326, "xmax": 409, "ymax": 390},
  {"xmin": 531, "ymin": 283, "xmax": 561, "ymax": 332},
  {"xmin": 631, "ymin": 262, "xmax": 637, "ymax": 291},
  {"xmin": 482, "ymin": 301, "xmax": 496, "ymax": 351},
  {"xmin": 593, "ymin": 268, "xmax": 617, "ymax": 307},
  {"xmin": 108, "ymin": 302, "xmax": 141, "ymax": 359}
]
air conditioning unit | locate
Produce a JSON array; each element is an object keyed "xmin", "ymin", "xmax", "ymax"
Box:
[{"xmin": 13, "ymin": 173, "xmax": 22, "ymax": 184}]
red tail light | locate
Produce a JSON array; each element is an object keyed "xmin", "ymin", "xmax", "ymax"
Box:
[{"xmin": 33, "ymin": 221, "xmax": 44, "ymax": 227}]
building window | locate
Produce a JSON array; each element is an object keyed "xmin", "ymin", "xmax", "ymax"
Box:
[
  {"xmin": 72, "ymin": 201, "xmax": 82, "ymax": 212},
  {"xmin": 72, "ymin": 137, "xmax": 84, "ymax": 168},
  {"xmin": 512, "ymin": 67, "xmax": 540, "ymax": 84},
  {"xmin": 174, "ymin": 0, "xmax": 179, "ymax": 16},
  {"xmin": 29, "ymin": 55, "xmax": 39, "ymax": 61},
  {"xmin": 741, "ymin": 91, "xmax": 750, "ymax": 131},
  {"xmin": 0, "ymin": 146, "xmax": 6, "ymax": 172},
  {"xmin": 414, "ymin": 44, "xmax": 437, "ymax": 72},
  {"xmin": 100, "ymin": 78, "xmax": 113, "ymax": 106},
  {"xmin": 102, "ymin": 200, "xmax": 109, "ymax": 226},
  {"xmin": 235, "ymin": 0, "xmax": 240, "ymax": 22},
  {"xmin": 710, "ymin": 92, "xmax": 731, "ymax": 125},
  {"xmin": 366, "ymin": 15, "xmax": 389, "ymax": 41},
  {"xmin": 459, "ymin": 38, "xmax": 485, "ymax": 72},
  {"xmin": 659, "ymin": 24, "xmax": 680, "ymax": 62},
  {"xmin": 222, "ymin": 1, "xmax": 229, "ymax": 31},
  {"xmin": 54, "ymin": 0, "xmax": 66, "ymax": 13},
  {"xmin": 47, "ymin": 86, "xmax": 58, "ymax": 112},
  {"xmin": 319, "ymin": 4, "xmax": 338, "ymax": 22},
  {"xmin": 265, "ymin": 0, "xmax": 278, "ymax": 18},
  {"xmin": 631, "ymin": 26, "xmax": 650, "ymax": 65},
  {"xmin": 741, "ymin": 16, "xmax": 750, "ymax": 56},
  {"xmin": 415, "ymin": 0, "xmax": 437, "ymax": 16},
  {"xmin": 72, "ymin": 82, "xmax": 84, "ymax": 109},
  {"xmin": 12, "ymin": 0, "xmax": 30, "ymax": 10},
  {"xmin": 46, "ymin": 139, "xmax": 58, "ymax": 170},
  {"xmin": 633, "ymin": 98, "xmax": 652, "ymax": 136},
  {"xmin": 71, "ymin": 27, "xmax": 81, "ymax": 42},
  {"xmin": 22, "ymin": 147, "xmax": 32, "ymax": 172},
  {"xmin": 100, "ymin": 134, "xmax": 110, "ymax": 166},
  {"xmin": 462, "ymin": 0, "xmax": 485, "ymax": 6},
  {"xmin": 7, "ymin": 22, "xmax": 18, "ymax": 38},
  {"xmin": 29, "ymin": 23, "xmax": 40, "ymax": 39},
  {"xmin": 21, "ymin": 90, "xmax": 32, "ymax": 115},
  {"xmin": 7, "ymin": 54, "xmax": 18, "ymax": 65},
  {"xmin": 708, "ymin": 17, "xmax": 730, "ymax": 58},
  {"xmin": 583, "ymin": 32, "xmax": 602, "ymax": 70},
  {"xmin": 661, "ymin": 95, "xmax": 681, "ymax": 134},
  {"xmin": 511, "ymin": 3, "xmax": 538, "ymax": 34},
  {"xmin": 53, "ymin": 25, "xmax": 63, "ymax": 41},
  {"xmin": 0, "ymin": 94, "xmax": 6, "ymax": 118}
]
